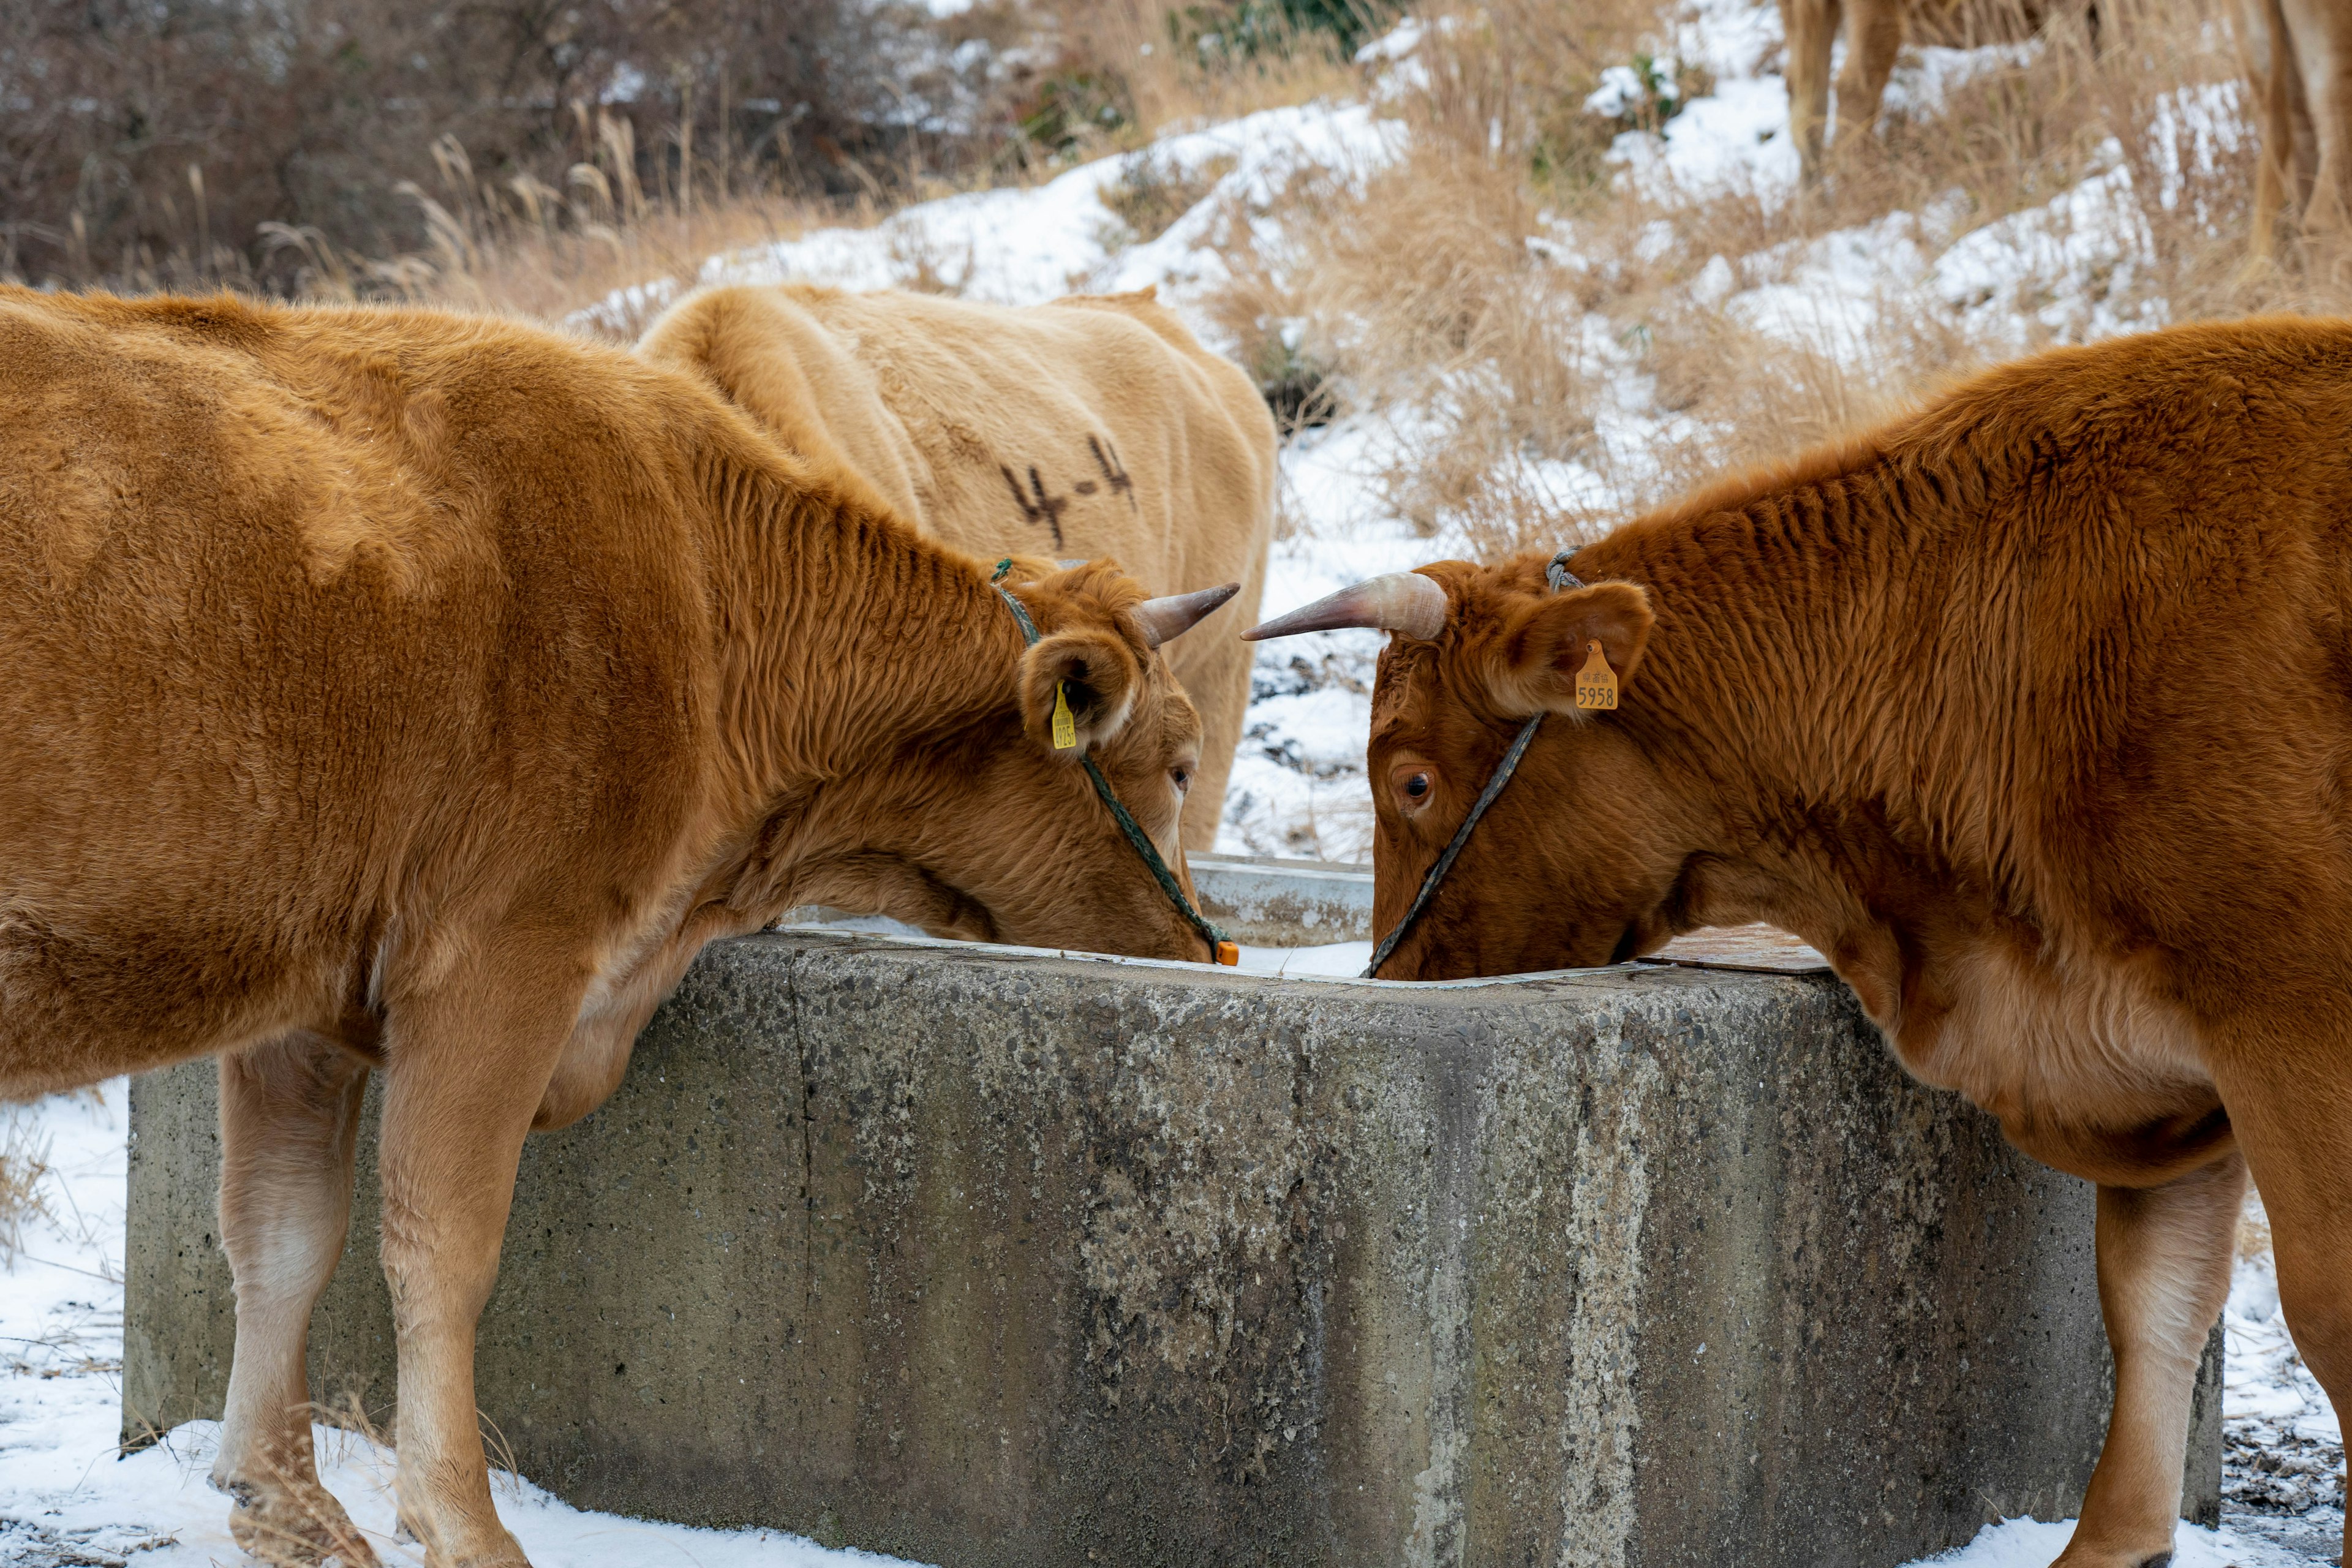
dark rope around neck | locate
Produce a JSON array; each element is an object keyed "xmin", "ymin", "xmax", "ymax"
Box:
[{"xmin": 990, "ymin": 560, "xmax": 1237, "ymax": 965}]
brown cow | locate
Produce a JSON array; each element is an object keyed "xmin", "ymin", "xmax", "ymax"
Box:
[
  {"xmin": 1248, "ymin": 318, "xmax": 2352, "ymax": 1568},
  {"xmin": 638, "ymin": 281, "xmax": 1279, "ymax": 852},
  {"xmin": 2241, "ymin": 0, "xmax": 2352, "ymax": 270},
  {"xmin": 0, "ymin": 286, "xmax": 1237, "ymax": 1567}
]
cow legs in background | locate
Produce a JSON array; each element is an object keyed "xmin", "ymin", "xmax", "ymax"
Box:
[
  {"xmin": 2286, "ymin": 0, "xmax": 2352, "ymax": 260},
  {"xmin": 377, "ymin": 946, "xmax": 586, "ymax": 1568},
  {"xmin": 2242, "ymin": 0, "xmax": 2352, "ymax": 274},
  {"xmin": 211, "ymin": 1035, "xmax": 377, "ymax": 1567},
  {"xmin": 1833, "ymin": 0, "xmax": 1905, "ymax": 157},
  {"xmin": 2056, "ymin": 1152, "xmax": 2244, "ymax": 1568},
  {"xmin": 1782, "ymin": 0, "xmax": 1843, "ymax": 179},
  {"xmin": 1169, "ymin": 628, "xmax": 1254, "ymax": 854}
]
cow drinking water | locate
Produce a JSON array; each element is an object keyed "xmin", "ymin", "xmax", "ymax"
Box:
[
  {"xmin": 1248, "ymin": 317, "xmax": 2352, "ymax": 1568},
  {"xmin": 0, "ymin": 286, "xmax": 1235, "ymax": 1568}
]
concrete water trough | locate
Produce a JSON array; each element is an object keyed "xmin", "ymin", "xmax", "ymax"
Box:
[{"xmin": 121, "ymin": 856, "xmax": 2220, "ymax": 1568}]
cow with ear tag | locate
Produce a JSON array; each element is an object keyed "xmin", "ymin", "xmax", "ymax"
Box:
[
  {"xmin": 1248, "ymin": 318, "xmax": 2352, "ymax": 1568},
  {"xmin": 0, "ymin": 286, "xmax": 1241, "ymax": 1568}
]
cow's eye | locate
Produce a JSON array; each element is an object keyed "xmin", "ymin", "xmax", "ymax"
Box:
[
  {"xmin": 1403, "ymin": 772, "xmax": 1430, "ymax": 800},
  {"xmin": 1172, "ymin": 766, "xmax": 1192, "ymax": 793}
]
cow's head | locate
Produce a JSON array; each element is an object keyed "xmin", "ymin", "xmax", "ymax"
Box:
[
  {"xmin": 1248, "ymin": 556, "xmax": 1704, "ymax": 979},
  {"xmin": 778, "ymin": 559, "xmax": 1232, "ymax": 962}
]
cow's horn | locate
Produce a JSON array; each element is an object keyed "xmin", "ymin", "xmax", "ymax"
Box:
[
  {"xmin": 1241, "ymin": 572, "xmax": 1447, "ymax": 642},
  {"xmin": 1133, "ymin": 582, "xmax": 1242, "ymax": 648}
]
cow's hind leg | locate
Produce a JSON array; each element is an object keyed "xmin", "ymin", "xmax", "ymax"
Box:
[
  {"xmin": 377, "ymin": 942, "xmax": 587, "ymax": 1568},
  {"xmin": 2056, "ymin": 1150, "xmax": 2244, "ymax": 1568},
  {"xmin": 210, "ymin": 1034, "xmax": 379, "ymax": 1567},
  {"xmin": 1831, "ymin": 0, "xmax": 1905, "ymax": 154},
  {"xmin": 2215, "ymin": 1041, "xmax": 2352, "ymax": 1568},
  {"xmin": 1782, "ymin": 0, "xmax": 1843, "ymax": 182}
]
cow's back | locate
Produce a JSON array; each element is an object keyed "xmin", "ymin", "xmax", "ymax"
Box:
[
  {"xmin": 0, "ymin": 290, "xmax": 720, "ymax": 1092},
  {"xmin": 641, "ymin": 282, "xmax": 1276, "ymax": 848}
]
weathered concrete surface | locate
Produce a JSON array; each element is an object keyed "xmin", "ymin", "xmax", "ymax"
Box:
[{"xmin": 126, "ymin": 932, "xmax": 2218, "ymax": 1567}]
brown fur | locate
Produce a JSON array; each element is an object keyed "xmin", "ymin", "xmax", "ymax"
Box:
[
  {"xmin": 1363, "ymin": 318, "xmax": 2352, "ymax": 1568},
  {"xmin": 2242, "ymin": 0, "xmax": 2352, "ymax": 270},
  {"xmin": 1781, "ymin": 0, "xmax": 2078, "ymax": 181},
  {"xmin": 638, "ymin": 281, "xmax": 1279, "ymax": 851},
  {"xmin": 0, "ymin": 286, "xmax": 1223, "ymax": 1566}
]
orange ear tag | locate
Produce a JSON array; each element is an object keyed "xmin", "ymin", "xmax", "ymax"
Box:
[
  {"xmin": 1575, "ymin": 639, "xmax": 1618, "ymax": 711},
  {"xmin": 1052, "ymin": 682, "xmax": 1077, "ymax": 749}
]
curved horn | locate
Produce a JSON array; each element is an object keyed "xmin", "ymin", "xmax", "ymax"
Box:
[
  {"xmin": 1242, "ymin": 571, "xmax": 1447, "ymax": 642},
  {"xmin": 1133, "ymin": 581, "xmax": 1242, "ymax": 648}
]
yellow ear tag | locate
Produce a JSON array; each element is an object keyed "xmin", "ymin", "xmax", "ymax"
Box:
[
  {"xmin": 1052, "ymin": 682, "xmax": 1078, "ymax": 749},
  {"xmin": 1575, "ymin": 639, "xmax": 1618, "ymax": 711}
]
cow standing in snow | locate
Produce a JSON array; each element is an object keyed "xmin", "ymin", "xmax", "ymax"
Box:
[
  {"xmin": 0, "ymin": 287, "xmax": 1235, "ymax": 1567},
  {"xmin": 639, "ymin": 282, "xmax": 1278, "ymax": 853},
  {"xmin": 1250, "ymin": 318, "xmax": 2352, "ymax": 1568}
]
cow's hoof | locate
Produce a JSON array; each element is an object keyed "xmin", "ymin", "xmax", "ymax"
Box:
[
  {"xmin": 2049, "ymin": 1542, "xmax": 2174, "ymax": 1568},
  {"xmin": 224, "ymin": 1480, "xmax": 379, "ymax": 1567},
  {"xmin": 394, "ymin": 1515, "xmax": 530, "ymax": 1568}
]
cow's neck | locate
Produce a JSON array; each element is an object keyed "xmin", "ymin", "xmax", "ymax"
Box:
[
  {"xmin": 692, "ymin": 439, "xmax": 1025, "ymax": 875},
  {"xmin": 1582, "ymin": 459, "xmax": 2026, "ymax": 1032}
]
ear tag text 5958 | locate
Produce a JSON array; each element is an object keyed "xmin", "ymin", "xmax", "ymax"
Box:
[
  {"xmin": 1575, "ymin": 639, "xmax": 1618, "ymax": 711},
  {"xmin": 1052, "ymin": 682, "xmax": 1077, "ymax": 749}
]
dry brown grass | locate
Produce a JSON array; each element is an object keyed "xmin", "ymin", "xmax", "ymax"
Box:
[
  {"xmin": 1185, "ymin": 0, "xmax": 2352, "ymax": 560},
  {"xmin": 1028, "ymin": 0, "xmax": 1361, "ymax": 144},
  {"xmin": 369, "ymin": 6, "xmax": 1355, "ymax": 333},
  {"xmin": 0, "ymin": 1109, "xmax": 55, "ymax": 1267}
]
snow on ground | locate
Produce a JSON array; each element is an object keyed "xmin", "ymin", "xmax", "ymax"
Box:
[
  {"xmin": 0, "ymin": 1088, "xmax": 924, "ymax": 1568},
  {"xmin": 2, "ymin": 1088, "xmax": 2340, "ymax": 1568}
]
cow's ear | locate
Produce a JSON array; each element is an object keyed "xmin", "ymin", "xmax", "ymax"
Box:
[
  {"xmin": 1484, "ymin": 581, "xmax": 1655, "ymax": 717},
  {"xmin": 1019, "ymin": 629, "xmax": 1142, "ymax": 758}
]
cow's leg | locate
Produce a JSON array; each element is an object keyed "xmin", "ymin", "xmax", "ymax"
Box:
[
  {"xmin": 2214, "ymin": 1046, "xmax": 2352, "ymax": 1568},
  {"xmin": 2246, "ymin": 0, "xmax": 2294, "ymax": 271},
  {"xmin": 1782, "ymin": 0, "xmax": 1842, "ymax": 182},
  {"xmin": 1832, "ymin": 0, "xmax": 1904, "ymax": 151},
  {"xmin": 210, "ymin": 1033, "xmax": 378, "ymax": 1567},
  {"xmin": 376, "ymin": 948, "xmax": 585, "ymax": 1568},
  {"xmin": 1167, "ymin": 632, "xmax": 1251, "ymax": 854},
  {"xmin": 2286, "ymin": 0, "xmax": 2352, "ymax": 271},
  {"xmin": 2054, "ymin": 1150, "xmax": 2244, "ymax": 1568}
]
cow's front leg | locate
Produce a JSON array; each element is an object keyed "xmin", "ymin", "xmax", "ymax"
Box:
[
  {"xmin": 210, "ymin": 1033, "xmax": 379, "ymax": 1567},
  {"xmin": 2056, "ymin": 1150, "xmax": 2244, "ymax": 1568},
  {"xmin": 1781, "ymin": 0, "xmax": 1843, "ymax": 182},
  {"xmin": 377, "ymin": 946, "xmax": 586, "ymax": 1568},
  {"xmin": 1831, "ymin": 0, "xmax": 1903, "ymax": 153}
]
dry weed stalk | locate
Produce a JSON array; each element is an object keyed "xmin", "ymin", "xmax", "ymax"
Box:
[{"xmin": 0, "ymin": 1109, "xmax": 55, "ymax": 1266}]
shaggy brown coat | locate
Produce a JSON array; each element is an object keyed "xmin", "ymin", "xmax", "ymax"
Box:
[
  {"xmin": 639, "ymin": 282, "xmax": 1279, "ymax": 850},
  {"xmin": 0, "ymin": 287, "xmax": 1223, "ymax": 1567},
  {"xmin": 2242, "ymin": 0, "xmax": 2352, "ymax": 268},
  {"xmin": 1355, "ymin": 320, "xmax": 2352, "ymax": 1568}
]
